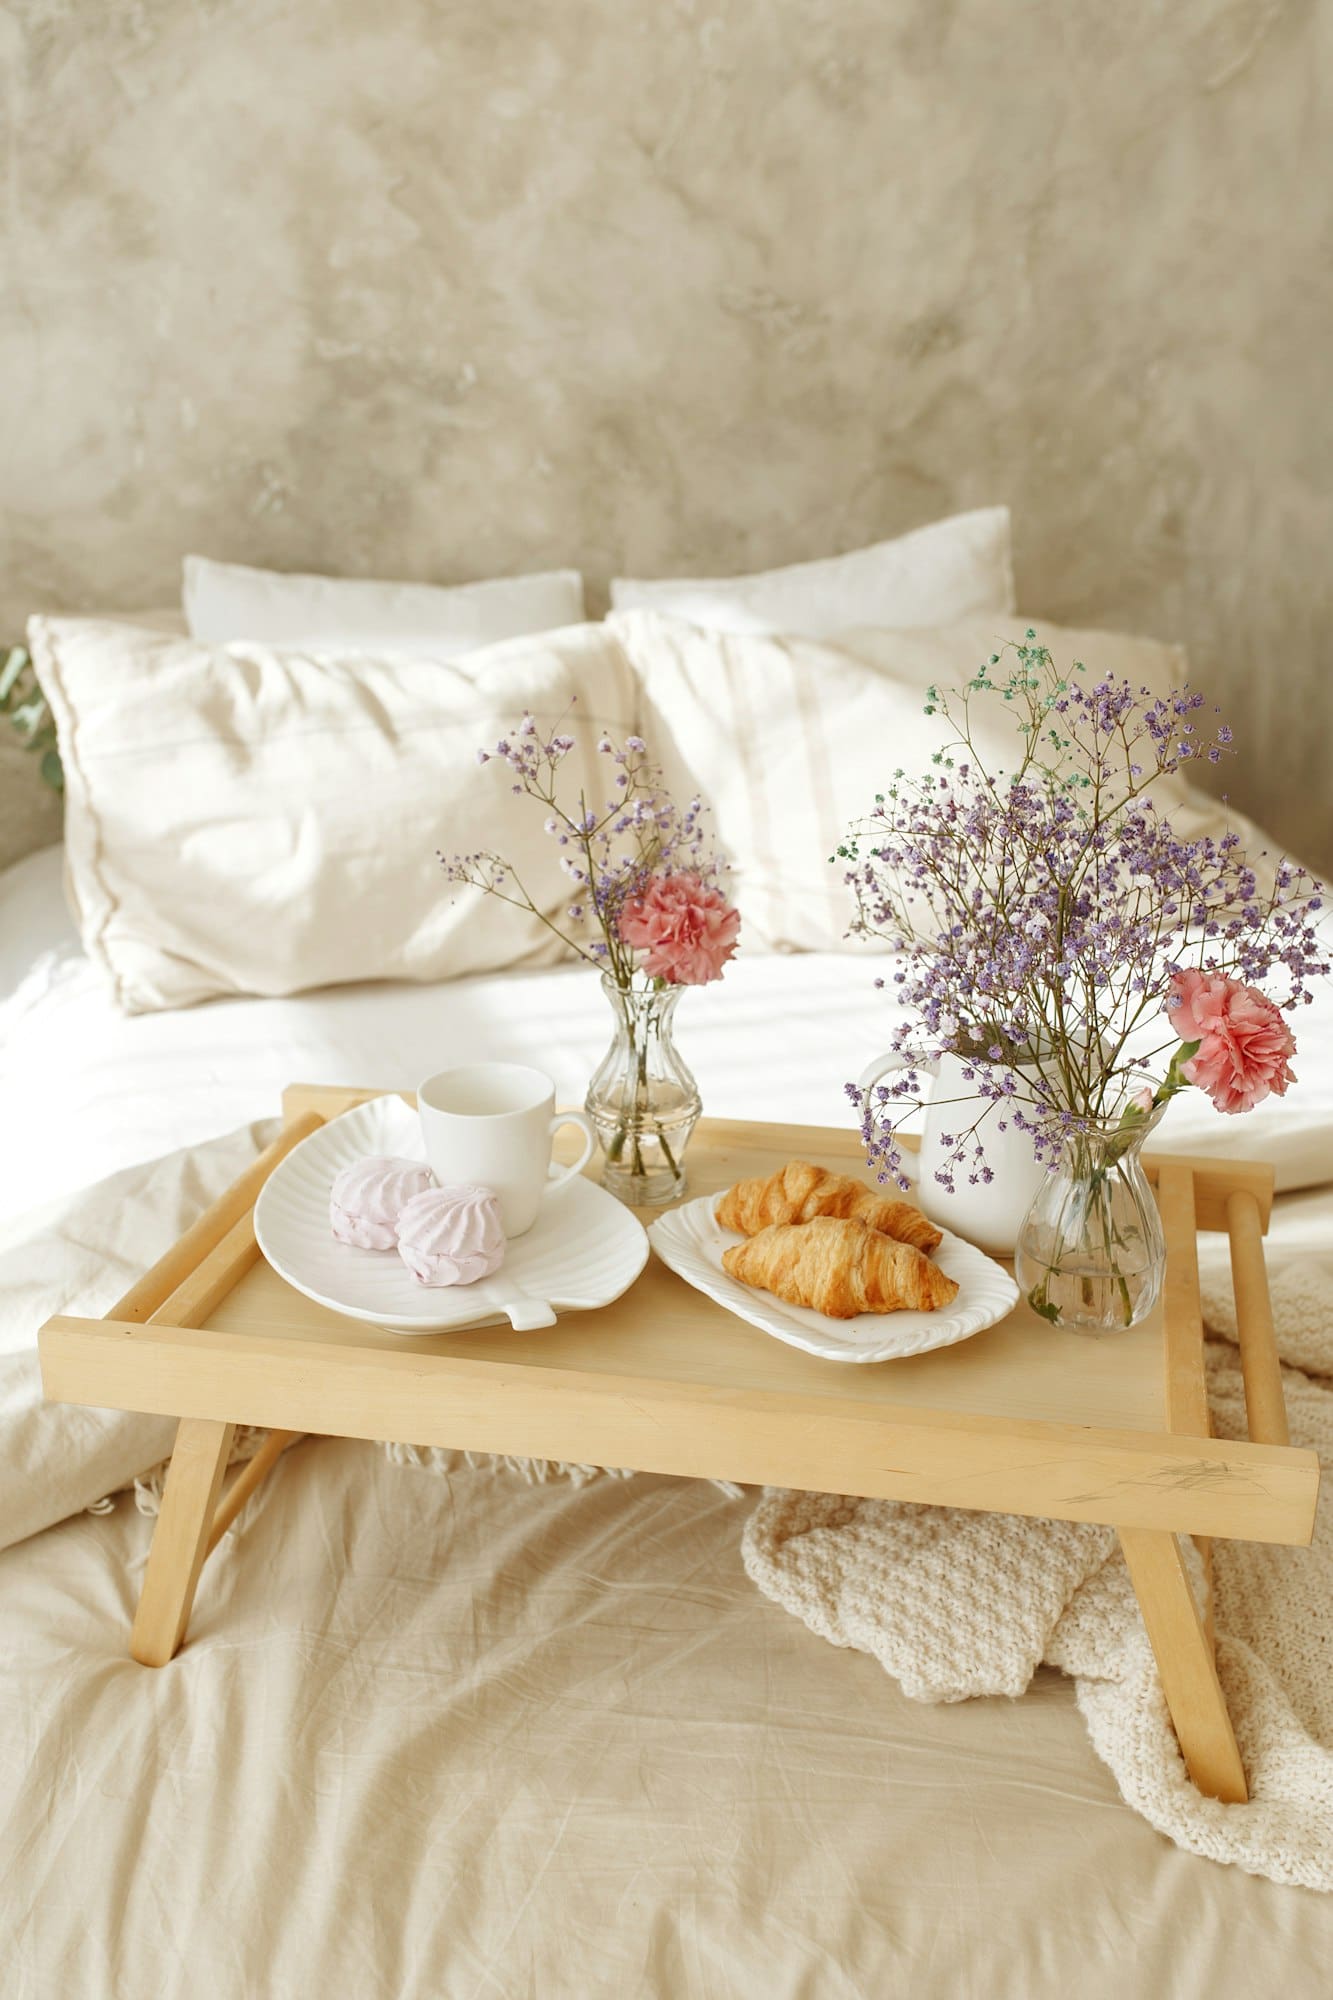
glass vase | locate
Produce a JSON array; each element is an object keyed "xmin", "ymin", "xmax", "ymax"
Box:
[
  {"xmin": 1014, "ymin": 1110, "xmax": 1167, "ymax": 1332},
  {"xmin": 585, "ymin": 974, "xmax": 701, "ymax": 1206}
]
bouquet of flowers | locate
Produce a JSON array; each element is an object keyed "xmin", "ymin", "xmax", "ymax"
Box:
[
  {"xmin": 839, "ymin": 633, "xmax": 1327, "ymax": 1327},
  {"xmin": 441, "ymin": 714, "xmax": 739, "ymax": 1203}
]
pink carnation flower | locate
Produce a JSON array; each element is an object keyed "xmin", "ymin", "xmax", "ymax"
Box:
[
  {"xmin": 1167, "ymin": 969, "xmax": 1297, "ymax": 1115},
  {"xmin": 619, "ymin": 872, "xmax": 741, "ymax": 985}
]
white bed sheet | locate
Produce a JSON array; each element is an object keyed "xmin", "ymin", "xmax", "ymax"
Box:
[
  {"xmin": 0, "ymin": 847, "xmax": 894, "ymax": 1217},
  {"xmin": 4, "ymin": 843, "xmax": 1333, "ymax": 1227},
  {"xmin": 4, "ymin": 847, "xmax": 1333, "ymax": 1991}
]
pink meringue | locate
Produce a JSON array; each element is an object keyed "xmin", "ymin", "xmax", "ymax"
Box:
[
  {"xmin": 396, "ymin": 1185, "xmax": 506, "ymax": 1287},
  {"xmin": 330, "ymin": 1155, "xmax": 436, "ymax": 1250}
]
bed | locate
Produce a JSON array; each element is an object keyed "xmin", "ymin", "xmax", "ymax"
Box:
[{"xmin": 4, "ymin": 820, "xmax": 1333, "ymax": 1996}]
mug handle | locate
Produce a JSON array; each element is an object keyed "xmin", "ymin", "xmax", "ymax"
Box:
[
  {"xmin": 855, "ymin": 1052, "xmax": 940, "ymax": 1190},
  {"xmin": 544, "ymin": 1110, "xmax": 596, "ymax": 1199}
]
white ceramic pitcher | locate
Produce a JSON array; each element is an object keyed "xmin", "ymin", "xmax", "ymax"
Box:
[{"xmin": 856, "ymin": 1049, "xmax": 1049, "ymax": 1255}]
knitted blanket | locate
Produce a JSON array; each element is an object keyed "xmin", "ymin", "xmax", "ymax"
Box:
[{"xmin": 742, "ymin": 1262, "xmax": 1333, "ymax": 1891}]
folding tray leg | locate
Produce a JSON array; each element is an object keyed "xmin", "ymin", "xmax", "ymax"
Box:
[
  {"xmin": 207, "ymin": 1430, "xmax": 305, "ymax": 1554},
  {"xmin": 120, "ymin": 1110, "xmax": 324, "ymax": 1666},
  {"xmin": 1123, "ymin": 1160, "xmax": 1248, "ymax": 1802},
  {"xmin": 1226, "ymin": 1188, "xmax": 1290, "ymax": 1446},
  {"xmin": 1118, "ymin": 1526, "xmax": 1247, "ymax": 1802},
  {"xmin": 131, "ymin": 1419, "xmax": 237, "ymax": 1666}
]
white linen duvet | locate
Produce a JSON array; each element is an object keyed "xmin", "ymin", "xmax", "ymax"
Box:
[
  {"xmin": 5, "ymin": 841, "xmax": 1333, "ymax": 1993},
  {"xmin": 0, "ymin": 845, "xmax": 897, "ymax": 1218},
  {"xmin": 4, "ymin": 842, "xmax": 1333, "ymax": 1225}
]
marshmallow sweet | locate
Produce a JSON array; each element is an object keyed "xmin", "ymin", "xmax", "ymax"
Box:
[
  {"xmin": 396, "ymin": 1185, "xmax": 506, "ymax": 1287},
  {"xmin": 330, "ymin": 1155, "xmax": 436, "ymax": 1250}
]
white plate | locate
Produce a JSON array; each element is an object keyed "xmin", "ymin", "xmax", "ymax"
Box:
[
  {"xmin": 647, "ymin": 1195, "xmax": 1018, "ymax": 1363},
  {"xmin": 255, "ymin": 1096, "xmax": 649, "ymax": 1334}
]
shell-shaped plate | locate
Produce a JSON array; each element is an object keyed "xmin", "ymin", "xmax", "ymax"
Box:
[{"xmin": 256, "ymin": 1096, "xmax": 648, "ymax": 1334}]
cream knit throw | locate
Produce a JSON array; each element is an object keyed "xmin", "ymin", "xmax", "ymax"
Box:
[{"xmin": 742, "ymin": 1260, "xmax": 1333, "ymax": 1890}]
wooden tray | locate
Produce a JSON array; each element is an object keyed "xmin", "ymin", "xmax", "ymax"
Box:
[{"xmin": 39, "ymin": 1085, "xmax": 1320, "ymax": 1807}]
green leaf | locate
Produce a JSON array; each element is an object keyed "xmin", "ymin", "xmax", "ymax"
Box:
[
  {"xmin": 11, "ymin": 695, "xmax": 48, "ymax": 739},
  {"xmin": 40, "ymin": 747, "xmax": 65, "ymax": 793},
  {"xmin": 0, "ymin": 647, "xmax": 30, "ymax": 703}
]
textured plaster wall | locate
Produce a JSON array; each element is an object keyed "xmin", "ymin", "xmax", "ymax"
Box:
[{"xmin": 2, "ymin": 0, "xmax": 1330, "ymax": 870}]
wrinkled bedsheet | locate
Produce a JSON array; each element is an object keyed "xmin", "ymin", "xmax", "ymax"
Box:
[
  {"xmin": 5, "ymin": 847, "xmax": 1333, "ymax": 1994},
  {"xmin": 4, "ymin": 1147, "xmax": 1333, "ymax": 1992}
]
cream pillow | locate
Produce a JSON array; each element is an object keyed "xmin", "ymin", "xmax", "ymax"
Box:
[
  {"xmin": 609, "ymin": 610, "xmax": 1205, "ymax": 953},
  {"xmin": 29, "ymin": 618, "xmax": 635, "ymax": 1013},
  {"xmin": 608, "ymin": 507, "xmax": 1014, "ymax": 635},
  {"xmin": 184, "ymin": 556, "xmax": 585, "ymax": 653}
]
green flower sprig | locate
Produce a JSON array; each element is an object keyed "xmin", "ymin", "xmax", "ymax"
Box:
[{"xmin": 1, "ymin": 646, "xmax": 63, "ymax": 792}]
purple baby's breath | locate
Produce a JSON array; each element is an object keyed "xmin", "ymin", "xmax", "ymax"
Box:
[
  {"xmin": 439, "ymin": 710, "xmax": 735, "ymax": 986},
  {"xmin": 837, "ymin": 635, "xmax": 1328, "ymax": 1190}
]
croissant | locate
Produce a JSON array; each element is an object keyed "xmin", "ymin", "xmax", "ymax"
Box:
[
  {"xmin": 715, "ymin": 1160, "xmax": 942, "ymax": 1254},
  {"xmin": 722, "ymin": 1217, "xmax": 959, "ymax": 1319}
]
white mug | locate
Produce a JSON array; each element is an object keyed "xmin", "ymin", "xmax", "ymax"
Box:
[
  {"xmin": 857, "ymin": 1049, "xmax": 1048, "ymax": 1255},
  {"xmin": 417, "ymin": 1062, "xmax": 595, "ymax": 1237}
]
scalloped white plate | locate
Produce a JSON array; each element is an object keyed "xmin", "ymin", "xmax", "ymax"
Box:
[
  {"xmin": 255, "ymin": 1096, "xmax": 649, "ymax": 1335},
  {"xmin": 647, "ymin": 1195, "xmax": 1018, "ymax": 1363}
]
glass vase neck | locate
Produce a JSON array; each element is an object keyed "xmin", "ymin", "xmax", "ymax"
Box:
[
  {"xmin": 1057, "ymin": 1103, "xmax": 1165, "ymax": 1167},
  {"xmin": 600, "ymin": 972, "xmax": 682, "ymax": 1017}
]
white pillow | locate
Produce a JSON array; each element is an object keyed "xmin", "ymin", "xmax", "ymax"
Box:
[
  {"xmin": 183, "ymin": 556, "xmax": 586, "ymax": 654},
  {"xmin": 610, "ymin": 609, "xmax": 1209, "ymax": 954},
  {"xmin": 29, "ymin": 618, "xmax": 635, "ymax": 1013},
  {"xmin": 608, "ymin": 508, "xmax": 1014, "ymax": 635}
]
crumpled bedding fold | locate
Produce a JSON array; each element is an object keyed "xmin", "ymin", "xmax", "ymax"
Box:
[{"xmin": 744, "ymin": 1264, "xmax": 1333, "ymax": 1889}]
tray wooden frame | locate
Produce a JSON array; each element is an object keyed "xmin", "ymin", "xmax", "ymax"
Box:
[{"xmin": 39, "ymin": 1083, "xmax": 1319, "ymax": 1805}]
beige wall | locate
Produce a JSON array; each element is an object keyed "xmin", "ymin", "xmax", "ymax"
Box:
[{"xmin": 3, "ymin": 0, "xmax": 1330, "ymax": 872}]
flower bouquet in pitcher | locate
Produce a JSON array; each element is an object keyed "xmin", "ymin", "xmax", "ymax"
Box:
[
  {"xmin": 839, "ymin": 634, "xmax": 1328, "ymax": 1330},
  {"xmin": 442, "ymin": 719, "xmax": 740, "ymax": 1206}
]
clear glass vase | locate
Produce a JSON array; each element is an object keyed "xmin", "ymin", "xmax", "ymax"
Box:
[
  {"xmin": 585, "ymin": 974, "xmax": 701, "ymax": 1206},
  {"xmin": 1014, "ymin": 1109, "xmax": 1166, "ymax": 1332}
]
